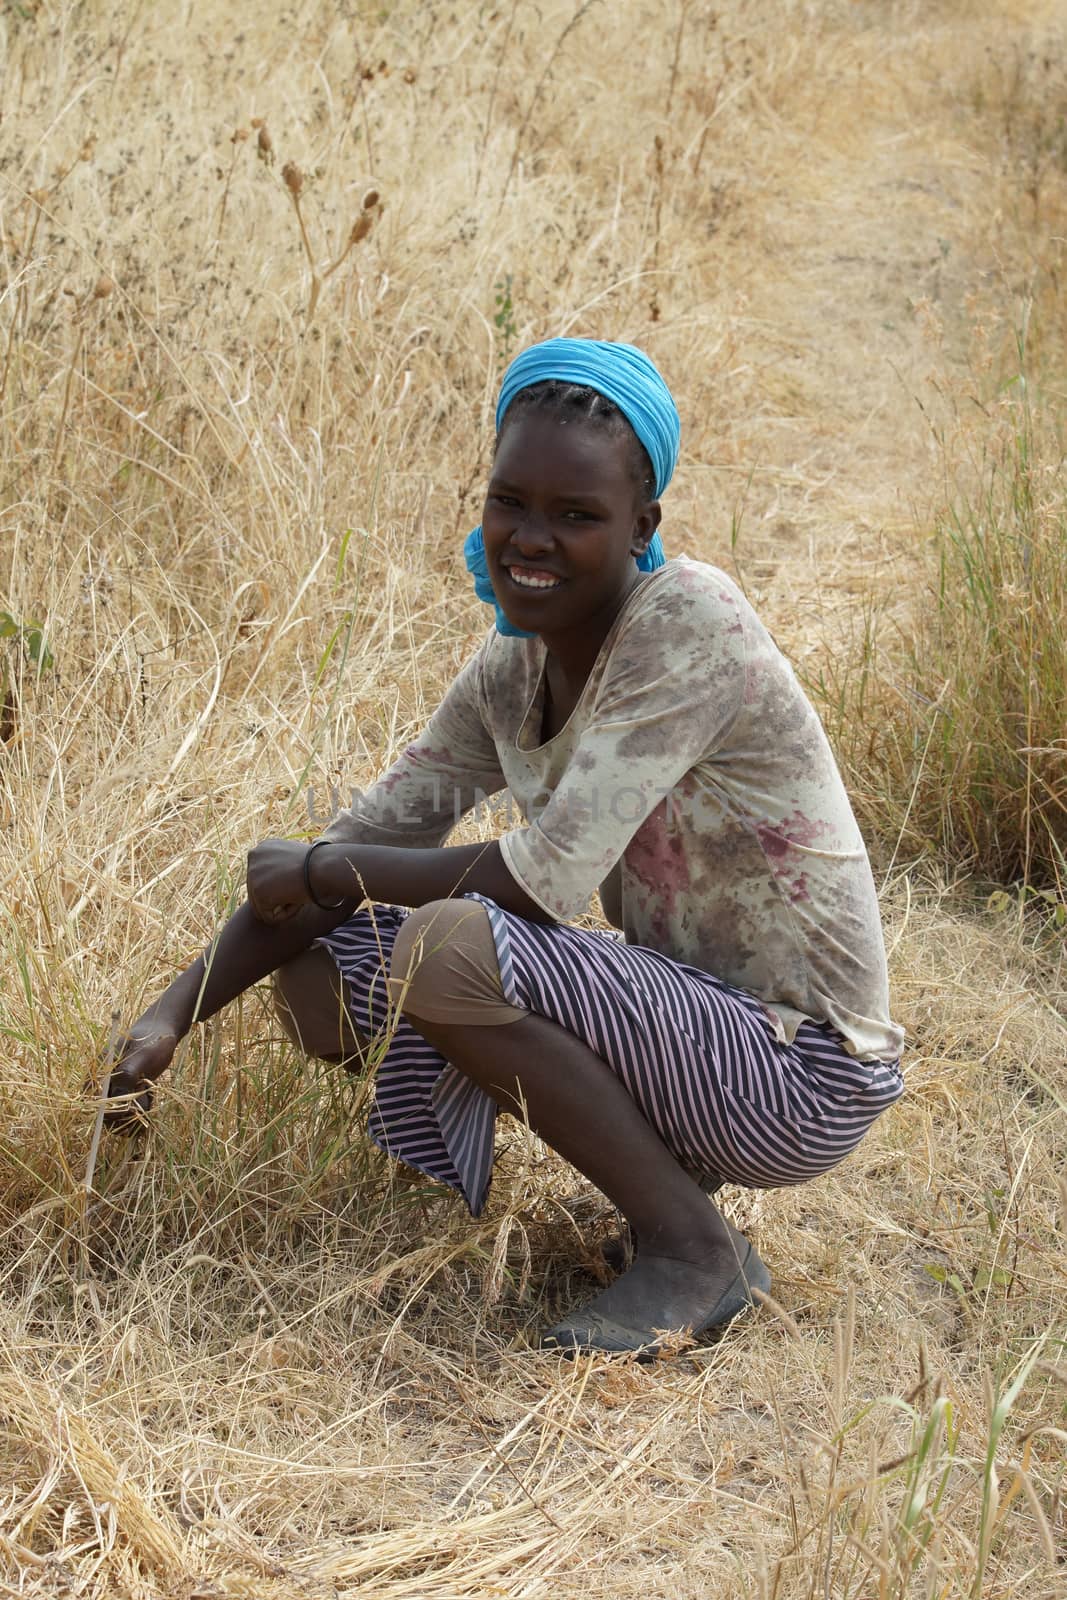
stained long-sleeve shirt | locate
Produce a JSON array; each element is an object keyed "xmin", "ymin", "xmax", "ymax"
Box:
[{"xmin": 323, "ymin": 559, "xmax": 904, "ymax": 1062}]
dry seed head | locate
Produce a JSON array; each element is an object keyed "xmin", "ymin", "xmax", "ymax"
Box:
[
  {"xmin": 92, "ymin": 276, "xmax": 115, "ymax": 301},
  {"xmin": 282, "ymin": 162, "xmax": 304, "ymax": 197},
  {"xmin": 257, "ymin": 124, "xmax": 273, "ymax": 159},
  {"xmin": 250, "ymin": 116, "xmax": 264, "ymax": 129},
  {"xmin": 231, "ymin": 126, "xmax": 250, "ymax": 143},
  {"xmin": 362, "ymin": 188, "xmax": 380, "ymax": 211},
  {"xmin": 349, "ymin": 213, "xmax": 373, "ymax": 245},
  {"xmin": 403, "ymin": 68, "xmax": 417, "ymax": 84}
]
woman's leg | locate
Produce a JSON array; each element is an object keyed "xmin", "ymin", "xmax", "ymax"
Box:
[
  {"xmin": 391, "ymin": 901, "xmax": 768, "ymax": 1346},
  {"xmin": 417, "ymin": 1010, "xmax": 761, "ymax": 1337},
  {"xmin": 273, "ymin": 947, "xmax": 368, "ymax": 1068}
]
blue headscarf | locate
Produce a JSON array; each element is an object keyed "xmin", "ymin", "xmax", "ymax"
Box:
[{"xmin": 463, "ymin": 338, "xmax": 680, "ymax": 637}]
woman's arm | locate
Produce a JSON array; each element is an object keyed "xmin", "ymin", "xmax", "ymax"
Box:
[
  {"xmin": 106, "ymin": 640, "xmax": 510, "ymax": 1109},
  {"xmin": 247, "ymin": 836, "xmax": 552, "ymax": 927},
  {"xmin": 103, "ymin": 896, "xmax": 357, "ymax": 1118},
  {"xmin": 105, "ymin": 836, "xmax": 547, "ymax": 1120}
]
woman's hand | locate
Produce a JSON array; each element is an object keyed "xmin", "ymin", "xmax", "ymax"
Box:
[
  {"xmin": 246, "ymin": 837, "xmax": 311, "ymax": 925},
  {"xmin": 102, "ymin": 1016, "xmax": 177, "ymax": 1133}
]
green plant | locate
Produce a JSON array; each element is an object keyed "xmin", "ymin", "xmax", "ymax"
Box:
[
  {"xmin": 0, "ymin": 611, "xmax": 53, "ymax": 671},
  {"xmin": 0, "ymin": 610, "xmax": 53, "ymax": 743},
  {"xmin": 493, "ymin": 273, "xmax": 518, "ymax": 367}
]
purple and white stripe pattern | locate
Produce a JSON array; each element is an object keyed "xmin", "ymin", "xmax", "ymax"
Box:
[{"xmin": 317, "ymin": 897, "xmax": 904, "ymax": 1217}]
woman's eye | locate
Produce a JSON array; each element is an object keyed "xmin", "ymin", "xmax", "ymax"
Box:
[{"xmin": 490, "ymin": 493, "xmax": 519, "ymax": 507}]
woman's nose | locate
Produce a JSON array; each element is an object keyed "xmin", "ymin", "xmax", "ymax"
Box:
[{"xmin": 510, "ymin": 510, "xmax": 553, "ymax": 553}]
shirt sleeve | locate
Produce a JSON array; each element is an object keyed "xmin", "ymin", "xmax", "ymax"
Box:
[
  {"xmin": 320, "ymin": 644, "xmax": 507, "ymax": 849},
  {"xmin": 499, "ymin": 577, "xmax": 748, "ymax": 920}
]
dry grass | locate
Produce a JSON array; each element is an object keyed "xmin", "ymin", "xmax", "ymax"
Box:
[
  {"xmin": 808, "ymin": 366, "xmax": 1067, "ymax": 898},
  {"xmin": 1, "ymin": 1, "xmax": 1065, "ymax": 1596}
]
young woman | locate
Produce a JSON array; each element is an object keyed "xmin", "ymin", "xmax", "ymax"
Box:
[{"xmin": 106, "ymin": 339, "xmax": 904, "ymax": 1357}]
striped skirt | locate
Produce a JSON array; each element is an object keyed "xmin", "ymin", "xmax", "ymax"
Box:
[{"xmin": 317, "ymin": 895, "xmax": 904, "ymax": 1217}]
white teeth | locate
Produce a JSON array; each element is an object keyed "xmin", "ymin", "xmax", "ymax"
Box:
[{"xmin": 510, "ymin": 570, "xmax": 560, "ymax": 589}]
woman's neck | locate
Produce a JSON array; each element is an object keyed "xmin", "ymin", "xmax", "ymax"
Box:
[{"xmin": 538, "ymin": 570, "xmax": 647, "ymax": 695}]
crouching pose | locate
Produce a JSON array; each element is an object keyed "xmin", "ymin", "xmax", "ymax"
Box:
[{"xmin": 106, "ymin": 338, "xmax": 904, "ymax": 1357}]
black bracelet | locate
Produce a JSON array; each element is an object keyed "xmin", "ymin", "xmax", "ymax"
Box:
[{"xmin": 303, "ymin": 840, "xmax": 347, "ymax": 910}]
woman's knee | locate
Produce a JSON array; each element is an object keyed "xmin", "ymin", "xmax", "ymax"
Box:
[
  {"xmin": 388, "ymin": 899, "xmax": 486, "ymax": 1006},
  {"xmin": 388, "ymin": 899, "xmax": 525, "ymax": 1026}
]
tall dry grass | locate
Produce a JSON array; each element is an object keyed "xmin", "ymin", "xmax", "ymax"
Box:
[
  {"xmin": 1, "ymin": 2, "xmax": 1065, "ymax": 1597},
  {"xmin": 810, "ymin": 355, "xmax": 1067, "ymax": 900}
]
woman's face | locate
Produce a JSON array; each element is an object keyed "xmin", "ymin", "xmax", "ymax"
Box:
[{"xmin": 481, "ymin": 410, "xmax": 661, "ymax": 657}]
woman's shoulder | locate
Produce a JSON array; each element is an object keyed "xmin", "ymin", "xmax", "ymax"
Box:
[
  {"xmin": 626, "ymin": 556, "xmax": 749, "ymax": 624},
  {"xmin": 608, "ymin": 558, "xmax": 753, "ymax": 669},
  {"xmin": 474, "ymin": 625, "xmax": 545, "ymax": 728}
]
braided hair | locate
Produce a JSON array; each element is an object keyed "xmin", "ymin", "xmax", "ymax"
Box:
[{"xmin": 496, "ymin": 380, "xmax": 656, "ymax": 504}]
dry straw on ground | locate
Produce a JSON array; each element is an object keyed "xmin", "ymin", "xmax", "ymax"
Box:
[{"xmin": 1, "ymin": 2, "xmax": 1065, "ymax": 1596}]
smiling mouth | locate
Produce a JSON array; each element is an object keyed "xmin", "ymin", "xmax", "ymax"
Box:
[{"xmin": 505, "ymin": 564, "xmax": 563, "ymax": 591}]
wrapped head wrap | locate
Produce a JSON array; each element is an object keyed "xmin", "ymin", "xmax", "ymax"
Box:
[{"xmin": 464, "ymin": 338, "xmax": 680, "ymax": 637}]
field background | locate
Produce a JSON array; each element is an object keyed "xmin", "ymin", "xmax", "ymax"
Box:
[{"xmin": 1, "ymin": 1, "xmax": 1065, "ymax": 1596}]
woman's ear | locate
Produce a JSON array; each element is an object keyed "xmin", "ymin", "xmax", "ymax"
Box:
[{"xmin": 631, "ymin": 499, "xmax": 662, "ymax": 557}]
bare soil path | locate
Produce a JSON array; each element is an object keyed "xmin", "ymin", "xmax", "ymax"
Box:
[{"xmin": 669, "ymin": 3, "xmax": 1056, "ymax": 652}]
